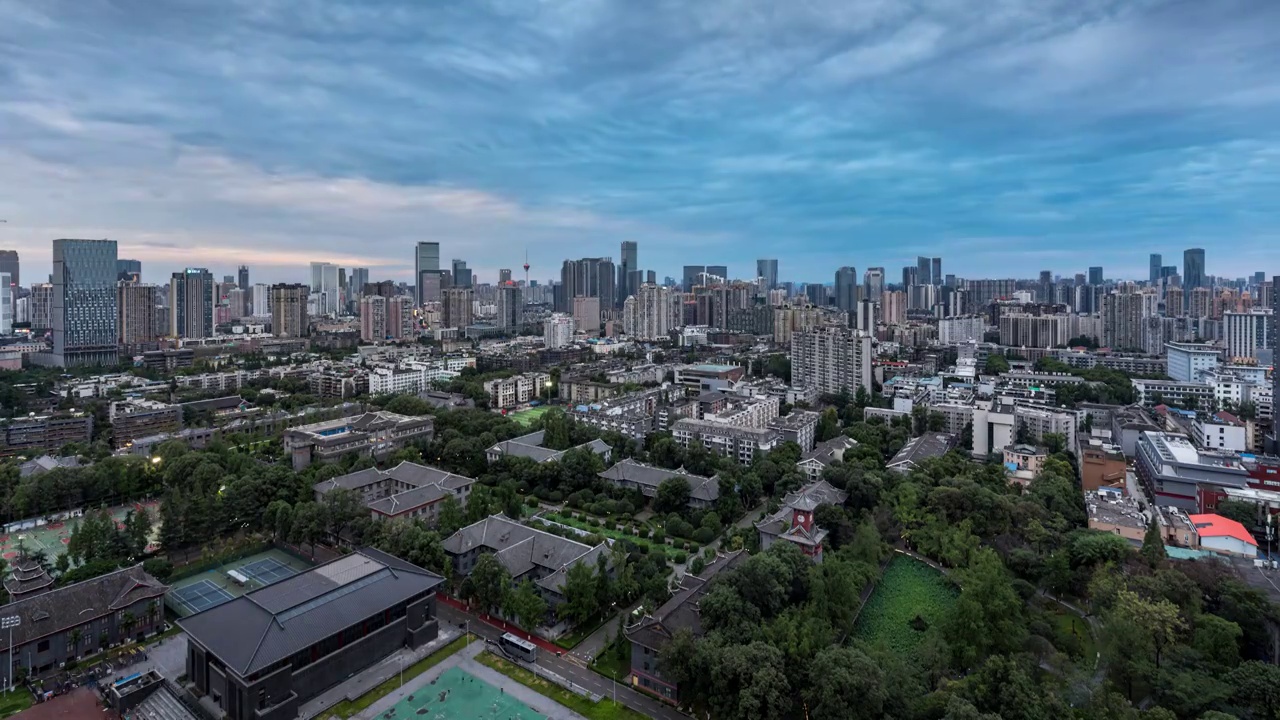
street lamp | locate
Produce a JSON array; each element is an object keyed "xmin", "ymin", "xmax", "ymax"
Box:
[
  {"xmin": 2, "ymin": 616, "xmax": 20, "ymax": 692},
  {"xmin": 543, "ymin": 380, "xmax": 552, "ymax": 404}
]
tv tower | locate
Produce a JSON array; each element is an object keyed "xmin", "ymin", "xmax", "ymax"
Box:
[{"xmin": 523, "ymin": 249, "xmax": 530, "ymax": 288}]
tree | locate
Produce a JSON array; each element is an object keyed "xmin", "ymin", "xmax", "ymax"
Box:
[
  {"xmin": 436, "ymin": 494, "xmax": 465, "ymax": 536},
  {"xmin": 1227, "ymin": 661, "xmax": 1280, "ymax": 719},
  {"xmin": 945, "ymin": 549, "xmax": 1025, "ymax": 668},
  {"xmin": 1214, "ymin": 500, "xmax": 1257, "ymax": 528},
  {"xmin": 654, "ymin": 477, "xmax": 692, "ymax": 516},
  {"xmin": 816, "ymin": 408, "xmax": 840, "ymax": 443},
  {"xmin": 1112, "ymin": 589, "xmax": 1184, "ymax": 670},
  {"xmin": 467, "ymin": 553, "xmax": 510, "ymax": 615},
  {"xmin": 123, "ymin": 508, "xmax": 153, "ymax": 556},
  {"xmin": 984, "ymin": 354, "xmax": 1010, "ymax": 374},
  {"xmin": 503, "ymin": 579, "xmax": 548, "ymax": 630},
  {"xmin": 959, "ymin": 421, "xmax": 974, "ymax": 454},
  {"xmin": 560, "ymin": 560, "xmax": 599, "ymax": 627},
  {"xmin": 1140, "ymin": 518, "xmax": 1168, "ymax": 568},
  {"xmin": 289, "ymin": 502, "xmax": 325, "ymax": 557}
]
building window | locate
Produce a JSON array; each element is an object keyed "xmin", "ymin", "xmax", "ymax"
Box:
[{"xmin": 36, "ymin": 639, "xmax": 49, "ymax": 653}]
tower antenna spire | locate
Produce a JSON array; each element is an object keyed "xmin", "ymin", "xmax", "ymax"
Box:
[{"xmin": 523, "ymin": 248, "xmax": 530, "ymax": 289}]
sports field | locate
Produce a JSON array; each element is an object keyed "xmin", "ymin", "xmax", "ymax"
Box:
[
  {"xmin": 508, "ymin": 406, "xmax": 551, "ymax": 427},
  {"xmin": 166, "ymin": 547, "xmax": 315, "ymax": 617},
  {"xmin": 0, "ymin": 500, "xmax": 161, "ymax": 562},
  {"xmin": 387, "ymin": 666, "xmax": 547, "ymax": 720}
]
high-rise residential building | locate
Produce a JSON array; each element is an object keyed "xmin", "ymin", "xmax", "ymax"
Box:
[
  {"xmin": 682, "ymin": 265, "xmax": 706, "ymax": 292},
  {"xmin": 251, "ymin": 283, "xmax": 270, "ymax": 317},
  {"xmin": 0, "ymin": 250, "xmax": 18, "ymax": 287},
  {"xmin": 1188, "ymin": 287, "xmax": 1213, "ymax": 318},
  {"xmin": 792, "ymin": 326, "xmax": 873, "ymax": 396},
  {"xmin": 881, "ymin": 290, "xmax": 906, "ymax": 325},
  {"xmin": 0, "ymin": 273, "xmax": 10, "ymax": 335},
  {"xmin": 388, "ymin": 296, "xmax": 414, "ymax": 340},
  {"xmin": 117, "ymin": 282, "xmax": 159, "ymax": 347},
  {"xmin": 854, "ymin": 300, "xmax": 876, "ymax": 332},
  {"xmin": 1088, "ymin": 266, "xmax": 1104, "ymax": 286},
  {"xmin": 931, "ymin": 258, "xmax": 942, "ymax": 287},
  {"xmin": 53, "ymin": 239, "xmax": 119, "ymax": 367},
  {"xmin": 360, "ymin": 295, "xmax": 388, "ymax": 342},
  {"xmin": 227, "ymin": 288, "xmax": 247, "ymax": 318},
  {"xmin": 1222, "ymin": 310, "xmax": 1272, "ymax": 361},
  {"xmin": 1271, "ymin": 277, "xmax": 1279, "ymax": 454},
  {"xmin": 270, "ymin": 283, "xmax": 310, "ymax": 338},
  {"xmin": 834, "ymin": 266, "xmax": 858, "ymax": 314},
  {"xmin": 363, "ymin": 280, "xmax": 398, "ymax": 299},
  {"xmin": 544, "ymin": 313, "xmax": 575, "ymax": 348},
  {"xmin": 573, "ymin": 296, "xmax": 601, "ymax": 334},
  {"xmin": 618, "ymin": 241, "xmax": 638, "ymax": 306},
  {"xmin": 237, "ymin": 265, "xmax": 249, "ymax": 293},
  {"xmin": 1183, "ymin": 248, "xmax": 1206, "ymax": 293},
  {"xmin": 1165, "ymin": 288, "xmax": 1184, "ymax": 317},
  {"xmin": 498, "ymin": 268, "xmax": 512, "ymax": 284},
  {"xmin": 999, "ymin": 313, "xmax": 1069, "ymax": 348},
  {"xmin": 442, "ymin": 287, "xmax": 474, "ymax": 329},
  {"xmin": 116, "ymin": 258, "xmax": 141, "ymax": 283},
  {"xmin": 1102, "ymin": 290, "xmax": 1149, "ymax": 351},
  {"xmin": 916, "ymin": 256, "xmax": 932, "ymax": 287},
  {"xmin": 558, "ymin": 258, "xmax": 615, "ymax": 313},
  {"xmin": 170, "ymin": 268, "xmax": 215, "ymax": 339},
  {"xmin": 415, "ymin": 242, "xmax": 440, "ymax": 305},
  {"xmin": 757, "ymin": 259, "xmax": 778, "ymax": 289},
  {"xmin": 1149, "ymin": 254, "xmax": 1162, "ymax": 285},
  {"xmin": 451, "ymin": 259, "xmax": 472, "ymax": 288},
  {"xmin": 863, "ymin": 268, "xmax": 885, "ymax": 298},
  {"xmin": 29, "ymin": 283, "xmax": 53, "ymax": 331},
  {"xmin": 706, "ymin": 265, "xmax": 728, "ymax": 282},
  {"xmin": 495, "ymin": 284, "xmax": 522, "ymax": 328},
  {"xmin": 622, "ymin": 283, "xmax": 676, "ymax": 340}
]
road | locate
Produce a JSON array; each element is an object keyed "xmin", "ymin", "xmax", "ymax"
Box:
[{"xmin": 437, "ymin": 603, "xmax": 689, "ymax": 720}]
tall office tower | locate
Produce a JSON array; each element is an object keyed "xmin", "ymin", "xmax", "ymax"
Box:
[
  {"xmin": 237, "ymin": 265, "xmax": 249, "ymax": 293},
  {"xmin": 359, "ymin": 295, "xmax": 387, "ymax": 341},
  {"xmin": 931, "ymin": 258, "xmax": 942, "ymax": 287},
  {"xmin": 1188, "ymin": 287, "xmax": 1213, "ymax": 318},
  {"xmin": 1073, "ymin": 273, "xmax": 1086, "ymax": 286},
  {"xmin": 757, "ymin": 259, "xmax": 778, "ymax": 289},
  {"xmin": 0, "ymin": 250, "xmax": 18, "ymax": 287},
  {"xmin": 221, "ymin": 275, "xmax": 234, "ymax": 285},
  {"xmin": 1162, "ymin": 266, "xmax": 1178, "ymax": 283},
  {"xmin": 1183, "ymin": 248, "xmax": 1206, "ymax": 293},
  {"xmin": 881, "ymin": 290, "xmax": 906, "ymax": 325},
  {"xmin": 558, "ymin": 258, "xmax": 615, "ymax": 313},
  {"xmin": 1222, "ymin": 310, "xmax": 1272, "ymax": 360},
  {"xmin": 1165, "ymin": 288, "xmax": 1184, "ymax": 316},
  {"xmin": 834, "ymin": 266, "xmax": 858, "ymax": 314},
  {"xmin": 495, "ymin": 284, "xmax": 523, "ymax": 328},
  {"xmin": 309, "ymin": 262, "xmax": 340, "ymax": 315},
  {"xmin": 646, "ymin": 270, "xmax": 656, "ymax": 285},
  {"xmin": 1272, "ymin": 276, "xmax": 1279, "ymax": 454},
  {"xmin": 227, "ymin": 288, "xmax": 247, "ymax": 318},
  {"xmin": 442, "ymin": 287, "xmax": 474, "ymax": 329},
  {"xmin": 418, "ymin": 272, "xmax": 444, "ymax": 304},
  {"xmin": 29, "ymin": 283, "xmax": 53, "ymax": 331},
  {"xmin": 52, "ymin": 239, "xmax": 119, "ymax": 366},
  {"xmin": 706, "ymin": 265, "xmax": 728, "ymax": 282},
  {"xmin": 792, "ymin": 326, "xmax": 874, "ymax": 395},
  {"xmin": 863, "ymin": 268, "xmax": 885, "ymax": 298},
  {"xmin": 916, "ymin": 256, "xmax": 932, "ymax": 287},
  {"xmin": 451, "ymin": 259, "xmax": 472, "ymax": 288},
  {"xmin": 901, "ymin": 266, "xmax": 917, "ymax": 288},
  {"xmin": 854, "ymin": 299, "xmax": 875, "ymax": 332},
  {"xmin": 1102, "ymin": 290, "xmax": 1148, "ymax": 350},
  {"xmin": 1088, "ymin": 266, "xmax": 1104, "ymax": 286},
  {"xmin": 1149, "ymin": 254, "xmax": 1162, "ymax": 284},
  {"xmin": 618, "ymin": 241, "xmax": 638, "ymax": 306},
  {"xmin": 682, "ymin": 265, "xmax": 706, "ymax": 292},
  {"xmin": 350, "ymin": 267, "xmax": 369, "ymax": 299},
  {"xmin": 0, "ymin": 273, "xmax": 10, "ymax": 335},
  {"xmin": 270, "ymin": 283, "xmax": 310, "ymax": 338},
  {"xmin": 117, "ymin": 282, "xmax": 159, "ymax": 347},
  {"xmin": 169, "ymin": 268, "xmax": 214, "ymax": 339},
  {"xmin": 499, "ymin": 268, "xmax": 512, "ymax": 284},
  {"xmin": 116, "ymin": 258, "xmax": 141, "ymax": 283},
  {"xmin": 622, "ymin": 283, "xmax": 676, "ymax": 340},
  {"xmin": 544, "ymin": 313, "xmax": 575, "ymax": 348},
  {"xmin": 415, "ymin": 242, "xmax": 440, "ymax": 305}
]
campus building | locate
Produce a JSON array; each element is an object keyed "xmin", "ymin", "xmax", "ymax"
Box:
[
  {"xmin": 283, "ymin": 411, "xmax": 434, "ymax": 471},
  {"xmin": 313, "ymin": 461, "xmax": 475, "ymax": 525},
  {"xmin": 755, "ymin": 479, "xmax": 848, "ymax": 562},
  {"xmin": 599, "ymin": 459, "xmax": 721, "ymax": 510},
  {"xmin": 0, "ymin": 411, "xmax": 94, "ymax": 457},
  {"xmin": 180, "ymin": 549, "xmax": 443, "ymax": 720}
]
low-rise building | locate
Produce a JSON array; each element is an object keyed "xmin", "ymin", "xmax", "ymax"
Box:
[
  {"xmin": 1189, "ymin": 513, "xmax": 1258, "ymax": 557},
  {"xmin": 599, "ymin": 459, "xmax": 720, "ymax": 509},
  {"xmin": 314, "ymin": 461, "xmax": 475, "ymax": 525},
  {"xmin": 795, "ymin": 436, "xmax": 859, "ymax": 481},
  {"xmin": 284, "ymin": 411, "xmax": 434, "ymax": 471},
  {"xmin": 1080, "ymin": 439, "xmax": 1127, "ymax": 492},
  {"xmin": 1193, "ymin": 414, "xmax": 1249, "ymax": 453},
  {"xmin": 755, "ymin": 479, "xmax": 848, "ymax": 562},
  {"xmin": 670, "ymin": 418, "xmax": 779, "ymax": 466},
  {"xmin": 887, "ymin": 432, "xmax": 956, "ymax": 474},
  {"xmin": 179, "ymin": 549, "xmax": 443, "ymax": 720},
  {"xmin": 484, "ymin": 430, "xmax": 612, "ymax": 465},
  {"xmin": 109, "ymin": 399, "xmax": 182, "ymax": 449},
  {"xmin": 1086, "ymin": 489, "xmax": 1148, "ymax": 544},
  {"xmin": 1135, "ymin": 431, "xmax": 1249, "ymax": 510},
  {"xmin": 768, "ymin": 410, "xmax": 819, "ymax": 452},
  {"xmin": 1003, "ymin": 444, "xmax": 1047, "ymax": 486},
  {"xmin": 0, "ymin": 411, "xmax": 94, "ymax": 457},
  {"xmin": 485, "ymin": 372, "xmax": 552, "ymax": 409}
]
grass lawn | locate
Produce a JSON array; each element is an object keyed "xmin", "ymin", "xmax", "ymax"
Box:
[
  {"xmin": 543, "ymin": 513, "xmax": 683, "ymax": 562},
  {"xmin": 509, "ymin": 406, "xmax": 552, "ymax": 427},
  {"xmin": 0, "ymin": 689, "xmax": 32, "ymax": 718},
  {"xmin": 476, "ymin": 652, "xmax": 648, "ymax": 720},
  {"xmin": 327, "ymin": 635, "xmax": 471, "ymax": 719},
  {"xmin": 554, "ymin": 612, "xmax": 614, "ymax": 650},
  {"xmin": 853, "ymin": 555, "xmax": 958, "ymax": 658},
  {"xmin": 1051, "ymin": 609, "xmax": 1097, "ymax": 666},
  {"xmin": 590, "ymin": 645, "xmax": 630, "ymax": 683}
]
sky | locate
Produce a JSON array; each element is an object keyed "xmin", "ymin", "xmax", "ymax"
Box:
[{"xmin": 1, "ymin": 0, "xmax": 1279, "ymax": 286}]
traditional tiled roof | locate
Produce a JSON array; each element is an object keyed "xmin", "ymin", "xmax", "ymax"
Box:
[
  {"xmin": 486, "ymin": 430, "xmax": 612, "ymax": 463},
  {"xmin": 625, "ymin": 551, "xmax": 746, "ymax": 651},
  {"xmin": 443, "ymin": 515, "xmax": 610, "ymax": 594},
  {"xmin": 599, "ymin": 459, "xmax": 720, "ymax": 503},
  {"xmin": 0, "ymin": 565, "xmax": 167, "ymax": 652}
]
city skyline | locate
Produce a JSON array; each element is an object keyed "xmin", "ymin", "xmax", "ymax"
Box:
[{"xmin": 2, "ymin": 2, "xmax": 1279, "ymax": 284}]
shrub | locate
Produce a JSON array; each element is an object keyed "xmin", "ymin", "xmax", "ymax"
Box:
[
  {"xmin": 652, "ymin": 530, "xmax": 666, "ymax": 545},
  {"xmin": 672, "ymin": 551, "xmax": 688, "ymax": 564},
  {"xmin": 689, "ymin": 557, "xmax": 706, "ymax": 575},
  {"xmin": 692, "ymin": 527, "xmax": 715, "ymax": 545},
  {"xmin": 524, "ymin": 496, "xmax": 539, "ymax": 507},
  {"xmin": 548, "ymin": 490, "xmax": 563, "ymax": 503}
]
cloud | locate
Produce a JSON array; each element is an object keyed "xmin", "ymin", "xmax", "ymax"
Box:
[{"xmin": 1, "ymin": 0, "xmax": 1278, "ymax": 284}]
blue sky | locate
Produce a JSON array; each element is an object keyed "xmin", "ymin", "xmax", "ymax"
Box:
[{"xmin": 1, "ymin": 0, "xmax": 1278, "ymax": 285}]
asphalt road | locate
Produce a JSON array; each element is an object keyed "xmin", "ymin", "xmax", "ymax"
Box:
[{"xmin": 437, "ymin": 603, "xmax": 688, "ymax": 720}]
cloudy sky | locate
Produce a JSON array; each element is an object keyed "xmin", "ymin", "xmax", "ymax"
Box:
[{"xmin": 2, "ymin": 0, "xmax": 1278, "ymax": 286}]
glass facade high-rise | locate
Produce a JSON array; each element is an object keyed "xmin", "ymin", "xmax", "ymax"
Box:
[
  {"xmin": 53, "ymin": 238, "xmax": 119, "ymax": 367},
  {"xmin": 116, "ymin": 258, "xmax": 141, "ymax": 283},
  {"xmin": 415, "ymin": 242, "xmax": 440, "ymax": 305},
  {"xmin": 916, "ymin": 256, "xmax": 932, "ymax": 286},
  {"xmin": 237, "ymin": 265, "xmax": 249, "ymax": 292},
  {"xmin": 682, "ymin": 265, "xmax": 705, "ymax": 292},
  {"xmin": 706, "ymin": 265, "xmax": 728, "ymax": 282},
  {"xmin": 930, "ymin": 258, "xmax": 942, "ymax": 287},
  {"xmin": 618, "ymin": 241, "xmax": 638, "ymax": 307},
  {"xmin": 0, "ymin": 250, "xmax": 19, "ymax": 287},
  {"xmin": 1183, "ymin": 248, "xmax": 1206, "ymax": 290},
  {"xmin": 451, "ymin": 259, "xmax": 472, "ymax": 288},
  {"xmin": 1149, "ymin": 254, "xmax": 1162, "ymax": 284},
  {"xmin": 170, "ymin": 267, "xmax": 214, "ymax": 339},
  {"xmin": 756, "ymin": 259, "xmax": 778, "ymax": 289},
  {"xmin": 1088, "ymin": 266, "xmax": 1104, "ymax": 286},
  {"xmin": 834, "ymin": 266, "xmax": 858, "ymax": 320}
]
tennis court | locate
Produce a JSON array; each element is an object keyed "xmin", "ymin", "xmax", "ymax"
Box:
[
  {"xmin": 388, "ymin": 667, "xmax": 547, "ymax": 720},
  {"xmin": 238, "ymin": 557, "xmax": 297, "ymax": 585},
  {"xmin": 168, "ymin": 579, "xmax": 236, "ymax": 616}
]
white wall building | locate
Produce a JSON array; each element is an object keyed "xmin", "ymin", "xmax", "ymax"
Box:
[
  {"xmin": 1165, "ymin": 342, "xmax": 1220, "ymax": 382},
  {"xmin": 1222, "ymin": 310, "xmax": 1272, "ymax": 361},
  {"xmin": 544, "ymin": 313, "xmax": 575, "ymax": 349},
  {"xmin": 1192, "ymin": 418, "xmax": 1248, "ymax": 453}
]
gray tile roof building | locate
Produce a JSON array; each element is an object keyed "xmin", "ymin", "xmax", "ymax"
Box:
[
  {"xmin": 796, "ymin": 436, "xmax": 858, "ymax": 480},
  {"xmin": 599, "ymin": 459, "xmax": 721, "ymax": 508},
  {"xmin": 443, "ymin": 515, "xmax": 612, "ymax": 601},
  {"xmin": 887, "ymin": 433, "xmax": 957, "ymax": 474},
  {"xmin": 314, "ymin": 461, "xmax": 474, "ymax": 523},
  {"xmin": 485, "ymin": 430, "xmax": 612, "ymax": 464},
  {"xmin": 755, "ymin": 479, "xmax": 848, "ymax": 562}
]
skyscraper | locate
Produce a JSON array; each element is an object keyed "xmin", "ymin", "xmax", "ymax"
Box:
[
  {"xmin": 558, "ymin": 258, "xmax": 615, "ymax": 313},
  {"xmin": 499, "ymin": 268, "xmax": 512, "ymax": 284},
  {"xmin": 451, "ymin": 259, "xmax": 472, "ymax": 288},
  {"xmin": 1271, "ymin": 276, "xmax": 1279, "ymax": 453},
  {"xmin": 0, "ymin": 250, "xmax": 18, "ymax": 287},
  {"xmin": 756, "ymin": 259, "xmax": 778, "ymax": 289},
  {"xmin": 117, "ymin": 282, "xmax": 159, "ymax": 348},
  {"xmin": 682, "ymin": 265, "xmax": 706, "ymax": 291},
  {"xmin": 863, "ymin": 268, "xmax": 885, "ymax": 298},
  {"xmin": 0, "ymin": 273, "xmax": 10, "ymax": 335},
  {"xmin": 237, "ymin": 265, "xmax": 249, "ymax": 293},
  {"xmin": 442, "ymin": 288, "xmax": 474, "ymax": 329},
  {"xmin": 1149, "ymin": 254, "xmax": 1162, "ymax": 285},
  {"xmin": 1088, "ymin": 266, "xmax": 1104, "ymax": 286},
  {"xmin": 1183, "ymin": 248, "xmax": 1206, "ymax": 292},
  {"xmin": 116, "ymin": 258, "xmax": 141, "ymax": 283},
  {"xmin": 496, "ymin": 284, "xmax": 522, "ymax": 328},
  {"xmin": 618, "ymin": 241, "xmax": 638, "ymax": 306},
  {"xmin": 309, "ymin": 262, "xmax": 341, "ymax": 315},
  {"xmin": 931, "ymin": 258, "xmax": 942, "ymax": 287},
  {"xmin": 53, "ymin": 239, "xmax": 119, "ymax": 366},
  {"xmin": 706, "ymin": 265, "xmax": 728, "ymax": 282},
  {"xmin": 902, "ymin": 266, "xmax": 917, "ymax": 288},
  {"xmin": 834, "ymin": 266, "xmax": 858, "ymax": 314},
  {"xmin": 415, "ymin": 242, "xmax": 440, "ymax": 305},
  {"xmin": 271, "ymin": 283, "xmax": 310, "ymax": 338},
  {"xmin": 916, "ymin": 256, "xmax": 932, "ymax": 286},
  {"xmin": 350, "ymin": 267, "xmax": 369, "ymax": 300},
  {"xmin": 169, "ymin": 268, "xmax": 214, "ymax": 339}
]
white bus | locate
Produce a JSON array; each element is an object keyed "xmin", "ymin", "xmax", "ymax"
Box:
[{"xmin": 499, "ymin": 632, "xmax": 537, "ymax": 663}]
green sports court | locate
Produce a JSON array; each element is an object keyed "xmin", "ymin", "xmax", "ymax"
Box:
[
  {"xmin": 0, "ymin": 500, "xmax": 161, "ymax": 563},
  {"xmin": 166, "ymin": 547, "xmax": 315, "ymax": 617},
  {"xmin": 386, "ymin": 666, "xmax": 548, "ymax": 720},
  {"xmin": 506, "ymin": 406, "xmax": 551, "ymax": 427}
]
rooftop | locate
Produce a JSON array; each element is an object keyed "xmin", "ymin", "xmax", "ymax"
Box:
[
  {"xmin": 626, "ymin": 550, "xmax": 747, "ymax": 652},
  {"xmin": 0, "ymin": 565, "xmax": 168, "ymax": 652},
  {"xmin": 486, "ymin": 430, "xmax": 611, "ymax": 463},
  {"xmin": 443, "ymin": 515, "xmax": 609, "ymax": 595},
  {"xmin": 887, "ymin": 433, "xmax": 956, "ymax": 471},
  {"xmin": 599, "ymin": 459, "xmax": 720, "ymax": 503},
  {"xmin": 1188, "ymin": 514, "xmax": 1258, "ymax": 547}
]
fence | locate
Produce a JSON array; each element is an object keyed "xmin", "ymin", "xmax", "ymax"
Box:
[{"xmin": 482, "ymin": 645, "xmax": 602, "ymax": 703}]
